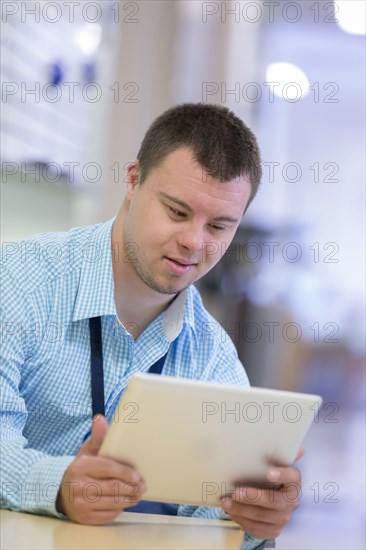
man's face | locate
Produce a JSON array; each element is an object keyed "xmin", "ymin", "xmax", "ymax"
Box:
[{"xmin": 122, "ymin": 147, "xmax": 252, "ymax": 295}]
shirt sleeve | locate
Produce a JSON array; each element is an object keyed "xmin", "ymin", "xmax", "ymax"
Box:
[
  {"xmin": 177, "ymin": 505, "xmax": 270, "ymax": 549},
  {"xmin": 0, "ymin": 264, "xmax": 74, "ymax": 517}
]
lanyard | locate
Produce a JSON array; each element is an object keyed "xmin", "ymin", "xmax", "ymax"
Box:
[
  {"xmin": 89, "ymin": 316, "xmax": 167, "ymax": 417},
  {"xmin": 89, "ymin": 317, "xmax": 105, "ymax": 417},
  {"xmin": 88, "ymin": 316, "xmax": 178, "ymax": 516}
]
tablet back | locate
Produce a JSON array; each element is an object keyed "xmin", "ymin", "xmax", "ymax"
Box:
[{"xmin": 99, "ymin": 374, "xmax": 322, "ymax": 507}]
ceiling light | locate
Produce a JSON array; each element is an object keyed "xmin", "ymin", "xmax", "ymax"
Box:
[
  {"xmin": 265, "ymin": 62, "xmax": 310, "ymax": 101},
  {"xmin": 336, "ymin": 1, "xmax": 366, "ymax": 35},
  {"xmin": 73, "ymin": 24, "xmax": 102, "ymax": 56}
]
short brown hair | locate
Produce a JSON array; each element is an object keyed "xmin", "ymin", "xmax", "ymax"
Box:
[{"xmin": 137, "ymin": 103, "xmax": 262, "ymax": 204}]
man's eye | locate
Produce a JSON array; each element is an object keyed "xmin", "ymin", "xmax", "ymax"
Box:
[
  {"xmin": 168, "ymin": 206, "xmax": 186, "ymax": 218},
  {"xmin": 210, "ymin": 224, "xmax": 226, "ymax": 231}
]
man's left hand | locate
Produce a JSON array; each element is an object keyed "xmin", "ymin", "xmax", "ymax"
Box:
[{"xmin": 220, "ymin": 448, "xmax": 304, "ymax": 539}]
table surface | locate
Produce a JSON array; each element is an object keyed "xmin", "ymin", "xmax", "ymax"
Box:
[{"xmin": 0, "ymin": 509, "xmax": 245, "ymax": 550}]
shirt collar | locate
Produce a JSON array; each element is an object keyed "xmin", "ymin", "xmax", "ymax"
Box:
[
  {"xmin": 162, "ymin": 287, "xmax": 195, "ymax": 340},
  {"xmin": 72, "ymin": 218, "xmax": 117, "ymax": 321},
  {"xmin": 72, "ymin": 218, "xmax": 196, "ymax": 338}
]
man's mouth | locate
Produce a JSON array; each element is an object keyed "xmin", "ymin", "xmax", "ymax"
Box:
[
  {"xmin": 167, "ymin": 257, "xmax": 197, "ymax": 266},
  {"xmin": 163, "ymin": 256, "xmax": 197, "ymax": 275}
]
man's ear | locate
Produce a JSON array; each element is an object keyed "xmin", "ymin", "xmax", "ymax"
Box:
[{"xmin": 126, "ymin": 160, "xmax": 140, "ymax": 198}]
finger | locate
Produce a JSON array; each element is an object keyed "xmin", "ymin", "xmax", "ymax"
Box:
[
  {"xmin": 266, "ymin": 448, "xmax": 305, "ymax": 474},
  {"xmin": 222, "ymin": 485, "xmax": 293, "ymax": 512},
  {"xmin": 75, "ymin": 479, "xmax": 147, "ymax": 500},
  {"xmin": 267, "ymin": 465, "xmax": 301, "ymax": 485},
  {"xmin": 104, "ymin": 479, "xmax": 147, "ymax": 498},
  {"xmin": 221, "ymin": 499, "xmax": 286, "ymax": 525},
  {"xmin": 79, "ymin": 415, "xmax": 109, "ymax": 456},
  {"xmin": 77, "ymin": 415, "xmax": 109, "ymax": 457},
  {"xmin": 68, "ymin": 485, "xmax": 145, "ymax": 515},
  {"xmin": 71, "ymin": 509, "xmax": 121, "ymax": 526},
  {"xmin": 77, "ymin": 456, "xmax": 145, "ymax": 484},
  {"xmin": 229, "ymin": 514, "xmax": 283, "ymax": 540},
  {"xmin": 295, "ymin": 447, "xmax": 305, "ymax": 461}
]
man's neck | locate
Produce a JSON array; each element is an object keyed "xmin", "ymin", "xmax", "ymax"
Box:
[
  {"xmin": 114, "ymin": 283, "xmax": 175, "ymax": 341},
  {"xmin": 111, "ymin": 219, "xmax": 175, "ymax": 340}
]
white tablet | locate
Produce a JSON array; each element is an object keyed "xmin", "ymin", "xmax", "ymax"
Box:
[{"xmin": 99, "ymin": 374, "xmax": 322, "ymax": 507}]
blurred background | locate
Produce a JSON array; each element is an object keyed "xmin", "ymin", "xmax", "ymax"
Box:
[{"xmin": 1, "ymin": 1, "xmax": 365, "ymax": 548}]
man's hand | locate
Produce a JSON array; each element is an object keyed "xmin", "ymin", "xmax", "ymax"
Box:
[
  {"xmin": 56, "ymin": 415, "xmax": 147, "ymax": 525},
  {"xmin": 220, "ymin": 448, "xmax": 304, "ymax": 539}
]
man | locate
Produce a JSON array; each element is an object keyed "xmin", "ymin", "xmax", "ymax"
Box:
[{"xmin": 1, "ymin": 103, "xmax": 301, "ymax": 549}]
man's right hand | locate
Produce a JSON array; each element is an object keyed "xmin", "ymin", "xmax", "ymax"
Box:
[{"xmin": 56, "ymin": 415, "xmax": 147, "ymax": 525}]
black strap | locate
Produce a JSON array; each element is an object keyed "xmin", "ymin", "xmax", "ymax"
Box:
[
  {"xmin": 89, "ymin": 317, "xmax": 105, "ymax": 417},
  {"xmin": 148, "ymin": 354, "xmax": 167, "ymax": 375},
  {"xmin": 89, "ymin": 316, "xmax": 167, "ymax": 417},
  {"xmin": 88, "ymin": 316, "xmax": 176, "ymax": 515}
]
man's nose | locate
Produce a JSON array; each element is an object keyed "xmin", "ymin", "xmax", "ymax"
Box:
[{"xmin": 176, "ymin": 223, "xmax": 205, "ymax": 254}]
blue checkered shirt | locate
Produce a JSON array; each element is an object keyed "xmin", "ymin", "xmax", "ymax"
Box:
[{"xmin": 1, "ymin": 218, "xmax": 264, "ymax": 549}]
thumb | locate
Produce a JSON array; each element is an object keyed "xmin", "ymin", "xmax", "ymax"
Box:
[
  {"xmin": 295, "ymin": 446, "xmax": 305, "ymax": 462},
  {"xmin": 78, "ymin": 415, "xmax": 109, "ymax": 457}
]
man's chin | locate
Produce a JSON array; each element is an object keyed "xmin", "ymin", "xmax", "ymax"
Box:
[
  {"xmin": 154, "ymin": 282, "xmax": 191, "ymax": 295},
  {"xmin": 135, "ymin": 263, "xmax": 198, "ymax": 295},
  {"xmin": 147, "ymin": 276, "xmax": 193, "ymax": 296}
]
